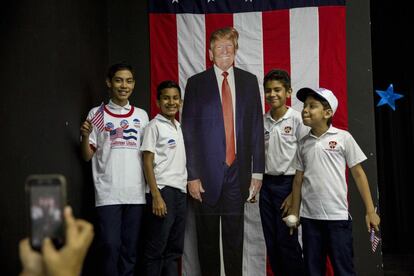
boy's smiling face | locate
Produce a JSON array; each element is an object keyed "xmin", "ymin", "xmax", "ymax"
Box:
[
  {"xmin": 106, "ymin": 69, "xmax": 135, "ymax": 106},
  {"xmin": 157, "ymin": 87, "xmax": 182, "ymax": 120},
  {"xmin": 264, "ymin": 80, "xmax": 291, "ymax": 110},
  {"xmin": 302, "ymin": 95, "xmax": 332, "ymax": 128}
]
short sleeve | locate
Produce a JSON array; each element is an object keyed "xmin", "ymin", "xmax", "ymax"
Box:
[
  {"xmin": 292, "ymin": 143, "xmax": 304, "ymax": 172},
  {"xmin": 140, "ymin": 122, "xmax": 158, "ymax": 153},
  {"xmin": 295, "ymin": 117, "xmax": 310, "ymax": 141},
  {"xmin": 344, "ymin": 132, "xmax": 367, "ymax": 168}
]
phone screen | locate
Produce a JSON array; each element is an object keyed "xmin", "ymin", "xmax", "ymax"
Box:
[{"xmin": 27, "ymin": 175, "xmax": 66, "ymax": 251}]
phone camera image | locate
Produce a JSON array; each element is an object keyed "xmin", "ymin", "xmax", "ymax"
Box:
[{"xmin": 26, "ymin": 175, "xmax": 66, "ymax": 251}]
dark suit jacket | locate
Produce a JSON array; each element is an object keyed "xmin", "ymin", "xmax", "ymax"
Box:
[{"xmin": 182, "ymin": 67, "xmax": 265, "ymax": 205}]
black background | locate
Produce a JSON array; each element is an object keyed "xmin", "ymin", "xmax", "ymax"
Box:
[{"xmin": 0, "ymin": 0, "xmax": 412, "ymax": 275}]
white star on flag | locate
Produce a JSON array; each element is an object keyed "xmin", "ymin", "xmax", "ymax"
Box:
[
  {"xmin": 172, "ymin": 0, "xmax": 178, "ymax": 3},
  {"xmin": 207, "ymin": 0, "xmax": 215, "ymax": 2}
]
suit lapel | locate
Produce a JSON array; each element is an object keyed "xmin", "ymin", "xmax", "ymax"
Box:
[{"xmin": 234, "ymin": 67, "xmax": 243, "ymax": 141}]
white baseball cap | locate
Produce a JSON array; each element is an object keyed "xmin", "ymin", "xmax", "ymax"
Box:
[{"xmin": 296, "ymin": 87, "xmax": 338, "ymax": 115}]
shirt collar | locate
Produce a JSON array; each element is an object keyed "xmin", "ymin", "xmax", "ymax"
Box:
[
  {"xmin": 155, "ymin": 113, "xmax": 180, "ymax": 127},
  {"xmin": 309, "ymin": 125, "xmax": 338, "ymax": 138},
  {"xmin": 326, "ymin": 125, "xmax": 339, "ymax": 134},
  {"xmin": 265, "ymin": 107, "xmax": 292, "ymax": 123},
  {"xmin": 107, "ymin": 99, "xmax": 131, "ymax": 111},
  {"xmin": 213, "ymin": 64, "xmax": 234, "ymax": 77}
]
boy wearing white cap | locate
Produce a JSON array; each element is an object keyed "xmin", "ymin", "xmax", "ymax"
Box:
[{"xmin": 287, "ymin": 87, "xmax": 380, "ymax": 275}]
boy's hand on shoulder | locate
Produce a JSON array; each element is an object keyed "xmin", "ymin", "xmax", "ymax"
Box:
[
  {"xmin": 80, "ymin": 120, "xmax": 93, "ymax": 137},
  {"xmin": 365, "ymin": 211, "xmax": 380, "ymax": 232},
  {"xmin": 152, "ymin": 194, "xmax": 167, "ymax": 217}
]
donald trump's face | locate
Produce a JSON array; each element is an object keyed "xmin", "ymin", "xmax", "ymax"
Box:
[{"xmin": 209, "ymin": 37, "xmax": 236, "ymax": 72}]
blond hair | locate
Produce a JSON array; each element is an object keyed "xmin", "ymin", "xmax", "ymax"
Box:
[{"xmin": 209, "ymin": 27, "xmax": 239, "ymax": 50}]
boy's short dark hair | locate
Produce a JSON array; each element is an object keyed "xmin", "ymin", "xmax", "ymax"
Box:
[
  {"xmin": 156, "ymin": 80, "xmax": 181, "ymax": 100},
  {"xmin": 263, "ymin": 69, "xmax": 291, "ymax": 90},
  {"xmin": 107, "ymin": 62, "xmax": 134, "ymax": 80}
]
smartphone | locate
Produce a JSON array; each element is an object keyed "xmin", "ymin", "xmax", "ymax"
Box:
[{"xmin": 25, "ymin": 174, "xmax": 66, "ymax": 251}]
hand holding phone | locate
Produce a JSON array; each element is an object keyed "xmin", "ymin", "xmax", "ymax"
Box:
[
  {"xmin": 25, "ymin": 174, "xmax": 66, "ymax": 251},
  {"xmin": 19, "ymin": 206, "xmax": 94, "ymax": 276}
]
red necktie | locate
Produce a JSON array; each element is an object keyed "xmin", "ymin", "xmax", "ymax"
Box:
[{"xmin": 222, "ymin": 71, "xmax": 236, "ymax": 166}]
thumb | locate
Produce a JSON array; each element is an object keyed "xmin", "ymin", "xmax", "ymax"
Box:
[{"xmin": 200, "ymin": 184, "xmax": 205, "ymax": 193}]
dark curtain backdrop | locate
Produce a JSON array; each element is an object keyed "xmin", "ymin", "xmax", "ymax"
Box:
[
  {"xmin": 0, "ymin": 1, "xmax": 149, "ymax": 274},
  {"xmin": 371, "ymin": 0, "xmax": 414, "ymax": 258},
  {"xmin": 1, "ymin": 0, "xmax": 412, "ymax": 275}
]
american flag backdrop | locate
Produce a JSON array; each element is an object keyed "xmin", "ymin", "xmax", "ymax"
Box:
[{"xmin": 149, "ymin": 0, "xmax": 346, "ymax": 275}]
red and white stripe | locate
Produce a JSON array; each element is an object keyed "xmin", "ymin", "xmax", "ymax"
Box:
[
  {"xmin": 90, "ymin": 103, "xmax": 105, "ymax": 132},
  {"xmin": 150, "ymin": 6, "xmax": 346, "ymax": 275}
]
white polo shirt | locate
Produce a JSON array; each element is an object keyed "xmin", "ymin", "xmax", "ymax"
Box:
[
  {"xmin": 140, "ymin": 114, "xmax": 187, "ymax": 193},
  {"xmin": 87, "ymin": 100, "xmax": 149, "ymax": 207},
  {"xmin": 264, "ymin": 108, "xmax": 309, "ymax": 176},
  {"xmin": 293, "ymin": 126, "xmax": 367, "ymax": 220}
]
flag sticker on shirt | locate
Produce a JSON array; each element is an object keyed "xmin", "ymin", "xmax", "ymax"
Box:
[
  {"xmin": 120, "ymin": 119, "xmax": 129, "ymax": 129},
  {"xmin": 167, "ymin": 139, "xmax": 176, "ymax": 149},
  {"xmin": 90, "ymin": 103, "xmax": 105, "ymax": 132},
  {"xmin": 133, "ymin": 118, "xmax": 141, "ymax": 128},
  {"xmin": 105, "ymin": 122, "xmax": 114, "ymax": 131},
  {"xmin": 123, "ymin": 129, "xmax": 138, "ymax": 140},
  {"xmin": 110, "ymin": 128, "xmax": 124, "ymax": 141}
]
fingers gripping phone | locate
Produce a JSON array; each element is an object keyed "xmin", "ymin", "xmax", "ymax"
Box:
[{"xmin": 25, "ymin": 174, "xmax": 66, "ymax": 251}]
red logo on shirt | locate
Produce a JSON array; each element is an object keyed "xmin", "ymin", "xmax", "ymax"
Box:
[
  {"xmin": 329, "ymin": 141, "xmax": 337, "ymax": 149},
  {"xmin": 284, "ymin": 126, "xmax": 292, "ymax": 134}
]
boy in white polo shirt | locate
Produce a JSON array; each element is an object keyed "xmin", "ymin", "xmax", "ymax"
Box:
[
  {"xmin": 80, "ymin": 62, "xmax": 149, "ymax": 276},
  {"xmin": 288, "ymin": 87, "xmax": 380, "ymax": 275},
  {"xmin": 259, "ymin": 69, "xmax": 306, "ymax": 276},
  {"xmin": 141, "ymin": 80, "xmax": 187, "ymax": 276}
]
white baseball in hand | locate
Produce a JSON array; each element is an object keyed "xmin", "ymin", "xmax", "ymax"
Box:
[{"xmin": 283, "ymin": 215, "xmax": 298, "ymax": 227}]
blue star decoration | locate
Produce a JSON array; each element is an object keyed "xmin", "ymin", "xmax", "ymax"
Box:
[{"xmin": 376, "ymin": 84, "xmax": 404, "ymax": 111}]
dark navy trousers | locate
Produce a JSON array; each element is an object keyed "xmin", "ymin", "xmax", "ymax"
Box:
[
  {"xmin": 194, "ymin": 161, "xmax": 244, "ymax": 276},
  {"xmin": 259, "ymin": 174, "xmax": 305, "ymax": 276},
  {"xmin": 144, "ymin": 186, "xmax": 187, "ymax": 276},
  {"xmin": 301, "ymin": 217, "xmax": 356, "ymax": 276},
  {"xmin": 96, "ymin": 204, "xmax": 144, "ymax": 276}
]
